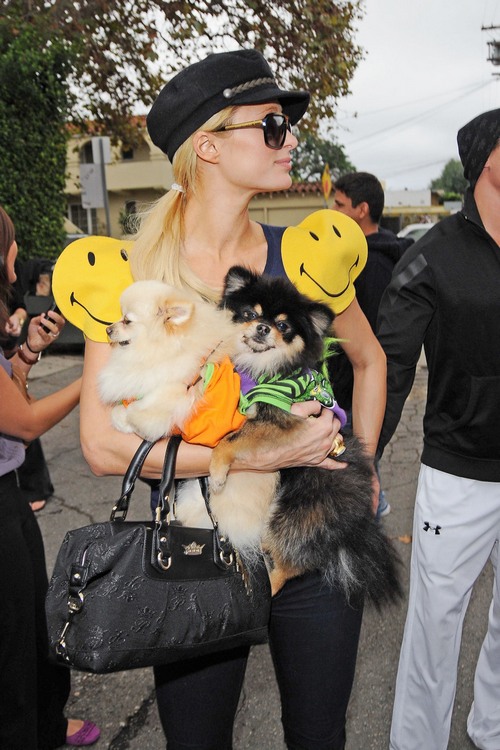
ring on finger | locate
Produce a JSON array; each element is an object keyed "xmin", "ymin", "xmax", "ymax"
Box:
[{"xmin": 329, "ymin": 434, "xmax": 346, "ymax": 458}]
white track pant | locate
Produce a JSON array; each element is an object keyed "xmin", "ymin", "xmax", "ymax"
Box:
[{"xmin": 390, "ymin": 465, "xmax": 500, "ymax": 750}]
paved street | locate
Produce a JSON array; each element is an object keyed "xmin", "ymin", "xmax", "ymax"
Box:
[{"xmin": 30, "ymin": 352, "xmax": 491, "ymax": 750}]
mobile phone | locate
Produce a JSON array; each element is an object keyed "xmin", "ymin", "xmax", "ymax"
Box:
[{"xmin": 41, "ymin": 300, "xmax": 60, "ymax": 333}]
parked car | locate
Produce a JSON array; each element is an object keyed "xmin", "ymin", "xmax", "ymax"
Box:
[{"xmin": 397, "ymin": 223, "xmax": 434, "ymax": 242}]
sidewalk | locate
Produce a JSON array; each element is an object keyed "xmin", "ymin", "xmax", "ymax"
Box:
[{"xmin": 32, "ymin": 354, "xmax": 490, "ymax": 749}]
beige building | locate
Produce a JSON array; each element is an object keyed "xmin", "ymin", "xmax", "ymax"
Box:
[
  {"xmin": 66, "ymin": 126, "xmax": 174, "ymax": 237},
  {"xmin": 65, "ymin": 126, "xmax": 329, "ymax": 237},
  {"xmin": 66, "ymin": 125, "xmax": 450, "ymax": 237}
]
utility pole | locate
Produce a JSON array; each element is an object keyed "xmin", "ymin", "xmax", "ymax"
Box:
[
  {"xmin": 80, "ymin": 137, "xmax": 112, "ymax": 235},
  {"xmin": 482, "ymin": 25, "xmax": 500, "ymax": 75}
]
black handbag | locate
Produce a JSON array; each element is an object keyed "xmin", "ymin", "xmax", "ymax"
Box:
[{"xmin": 46, "ymin": 436, "xmax": 271, "ymax": 673}]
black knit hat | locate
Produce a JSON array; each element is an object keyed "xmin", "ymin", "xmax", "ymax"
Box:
[
  {"xmin": 457, "ymin": 108, "xmax": 500, "ymax": 188},
  {"xmin": 147, "ymin": 49, "xmax": 310, "ymax": 162}
]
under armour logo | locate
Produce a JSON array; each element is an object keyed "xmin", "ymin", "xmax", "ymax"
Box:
[{"xmin": 423, "ymin": 521, "xmax": 441, "ymax": 535}]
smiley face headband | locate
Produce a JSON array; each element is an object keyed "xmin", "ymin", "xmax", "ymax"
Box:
[
  {"xmin": 281, "ymin": 209, "xmax": 368, "ymax": 315},
  {"xmin": 51, "ymin": 236, "xmax": 134, "ymax": 342},
  {"xmin": 52, "ymin": 211, "xmax": 367, "ymax": 342}
]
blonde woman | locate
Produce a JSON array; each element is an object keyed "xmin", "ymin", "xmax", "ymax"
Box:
[{"xmin": 80, "ymin": 50, "xmax": 386, "ymax": 750}]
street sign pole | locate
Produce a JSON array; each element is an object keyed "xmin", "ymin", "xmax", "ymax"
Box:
[{"xmin": 99, "ymin": 138, "xmax": 111, "ymax": 236}]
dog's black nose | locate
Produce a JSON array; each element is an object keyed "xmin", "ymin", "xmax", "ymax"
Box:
[
  {"xmin": 106, "ymin": 325, "xmax": 113, "ymax": 335},
  {"xmin": 256, "ymin": 323, "xmax": 270, "ymax": 336}
]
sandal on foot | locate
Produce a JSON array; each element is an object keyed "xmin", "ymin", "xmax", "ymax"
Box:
[{"xmin": 66, "ymin": 720, "xmax": 101, "ymax": 746}]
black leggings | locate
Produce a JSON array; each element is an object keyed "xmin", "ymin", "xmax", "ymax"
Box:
[
  {"xmin": 154, "ymin": 571, "xmax": 363, "ymax": 750},
  {"xmin": 0, "ymin": 471, "xmax": 70, "ymax": 750}
]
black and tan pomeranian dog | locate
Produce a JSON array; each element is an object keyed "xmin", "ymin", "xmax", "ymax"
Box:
[{"xmin": 204, "ymin": 265, "xmax": 402, "ymax": 606}]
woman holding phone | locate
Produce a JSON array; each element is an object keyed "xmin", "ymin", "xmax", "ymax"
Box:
[{"xmin": 0, "ymin": 205, "xmax": 100, "ymax": 749}]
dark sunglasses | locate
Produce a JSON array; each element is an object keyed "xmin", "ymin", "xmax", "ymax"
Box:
[{"xmin": 216, "ymin": 113, "xmax": 291, "ymax": 150}]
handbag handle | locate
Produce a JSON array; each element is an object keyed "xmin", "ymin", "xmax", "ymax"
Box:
[
  {"xmin": 155, "ymin": 447, "xmax": 224, "ymax": 538},
  {"xmin": 155, "ymin": 435, "xmax": 182, "ymax": 522},
  {"xmin": 111, "ymin": 436, "xmax": 181, "ymax": 521},
  {"xmin": 197, "ymin": 476, "xmax": 235, "ymax": 565},
  {"xmin": 110, "ymin": 437, "xmax": 234, "ymax": 565}
]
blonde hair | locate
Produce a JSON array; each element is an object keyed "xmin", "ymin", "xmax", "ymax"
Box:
[{"xmin": 130, "ymin": 107, "xmax": 237, "ymax": 302}]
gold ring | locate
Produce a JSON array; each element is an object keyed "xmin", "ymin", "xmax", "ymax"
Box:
[{"xmin": 329, "ymin": 434, "xmax": 346, "ymax": 458}]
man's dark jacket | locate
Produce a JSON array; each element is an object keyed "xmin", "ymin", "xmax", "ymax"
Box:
[{"xmin": 377, "ymin": 190, "xmax": 500, "ymax": 482}]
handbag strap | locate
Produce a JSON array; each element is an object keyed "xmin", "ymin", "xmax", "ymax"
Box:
[
  {"xmin": 111, "ymin": 437, "xmax": 180, "ymax": 521},
  {"xmin": 110, "ymin": 437, "xmax": 235, "ymax": 563},
  {"xmin": 155, "ymin": 435, "xmax": 182, "ymax": 522},
  {"xmin": 196, "ymin": 476, "xmax": 235, "ymax": 564},
  {"xmin": 197, "ymin": 476, "xmax": 219, "ymax": 530},
  {"xmin": 153, "ymin": 441, "xmax": 222, "ymax": 530}
]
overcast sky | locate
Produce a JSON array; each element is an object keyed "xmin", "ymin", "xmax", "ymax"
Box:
[{"xmin": 332, "ymin": 0, "xmax": 500, "ymax": 190}]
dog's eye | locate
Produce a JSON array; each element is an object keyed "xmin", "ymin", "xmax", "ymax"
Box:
[
  {"xmin": 276, "ymin": 320, "xmax": 291, "ymax": 334},
  {"xmin": 241, "ymin": 308, "xmax": 258, "ymax": 321},
  {"xmin": 123, "ymin": 317, "xmax": 132, "ymax": 325}
]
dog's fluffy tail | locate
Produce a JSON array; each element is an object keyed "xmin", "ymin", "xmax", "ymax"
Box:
[
  {"xmin": 320, "ymin": 515, "xmax": 403, "ymax": 608},
  {"xmin": 268, "ymin": 435, "xmax": 403, "ymax": 608}
]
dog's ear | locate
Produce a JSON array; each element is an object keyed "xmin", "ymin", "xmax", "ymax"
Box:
[
  {"xmin": 223, "ymin": 266, "xmax": 256, "ymax": 296},
  {"xmin": 159, "ymin": 300, "xmax": 194, "ymax": 327},
  {"xmin": 308, "ymin": 302, "xmax": 335, "ymax": 337}
]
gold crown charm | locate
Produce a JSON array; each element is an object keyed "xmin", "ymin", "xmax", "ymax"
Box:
[{"xmin": 182, "ymin": 541, "xmax": 205, "ymax": 556}]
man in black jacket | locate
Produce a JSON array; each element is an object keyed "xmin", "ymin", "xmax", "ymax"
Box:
[
  {"xmin": 377, "ymin": 109, "xmax": 500, "ymax": 750},
  {"xmin": 331, "ymin": 171, "xmax": 414, "ymax": 518}
]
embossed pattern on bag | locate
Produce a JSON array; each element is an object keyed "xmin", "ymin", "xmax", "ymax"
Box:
[{"xmin": 46, "ymin": 437, "xmax": 271, "ymax": 673}]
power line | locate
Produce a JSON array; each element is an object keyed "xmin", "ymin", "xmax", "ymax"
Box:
[
  {"xmin": 342, "ymin": 80, "xmax": 493, "ymax": 151},
  {"xmin": 384, "ymin": 157, "xmax": 451, "ymax": 179},
  {"xmin": 337, "ymin": 79, "xmax": 492, "ymax": 121}
]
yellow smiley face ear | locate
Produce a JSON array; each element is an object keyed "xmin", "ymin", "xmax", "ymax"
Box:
[
  {"xmin": 51, "ymin": 236, "xmax": 134, "ymax": 342},
  {"xmin": 281, "ymin": 209, "xmax": 368, "ymax": 314}
]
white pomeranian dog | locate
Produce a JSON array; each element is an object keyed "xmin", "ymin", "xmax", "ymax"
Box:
[{"xmin": 98, "ymin": 280, "xmax": 237, "ymax": 442}]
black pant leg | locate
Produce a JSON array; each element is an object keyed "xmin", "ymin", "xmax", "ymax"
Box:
[
  {"xmin": 269, "ymin": 572, "xmax": 363, "ymax": 750},
  {"xmin": 154, "ymin": 646, "xmax": 249, "ymax": 750},
  {"xmin": 0, "ymin": 473, "xmax": 68, "ymax": 750},
  {"xmin": 30, "ymin": 506, "xmax": 70, "ymax": 750}
]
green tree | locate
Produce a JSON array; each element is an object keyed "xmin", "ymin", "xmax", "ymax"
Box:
[
  {"xmin": 0, "ymin": 1, "xmax": 365, "ymax": 256},
  {"xmin": 291, "ymin": 132, "xmax": 356, "ymax": 183},
  {"xmin": 0, "ymin": 20, "xmax": 76, "ymax": 258},
  {"xmin": 430, "ymin": 159, "xmax": 468, "ymax": 197}
]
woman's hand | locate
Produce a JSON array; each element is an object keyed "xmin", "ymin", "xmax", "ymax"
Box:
[
  {"xmin": 232, "ymin": 402, "xmax": 347, "ymax": 473},
  {"xmin": 25, "ymin": 310, "xmax": 65, "ymax": 353},
  {"xmin": 289, "ymin": 401, "xmax": 348, "ymax": 470},
  {"xmin": 5, "ymin": 308, "xmax": 26, "ymax": 337}
]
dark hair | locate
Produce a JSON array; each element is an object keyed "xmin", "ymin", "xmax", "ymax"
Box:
[
  {"xmin": 0, "ymin": 206, "xmax": 16, "ymax": 332},
  {"xmin": 334, "ymin": 172, "xmax": 384, "ymax": 224}
]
